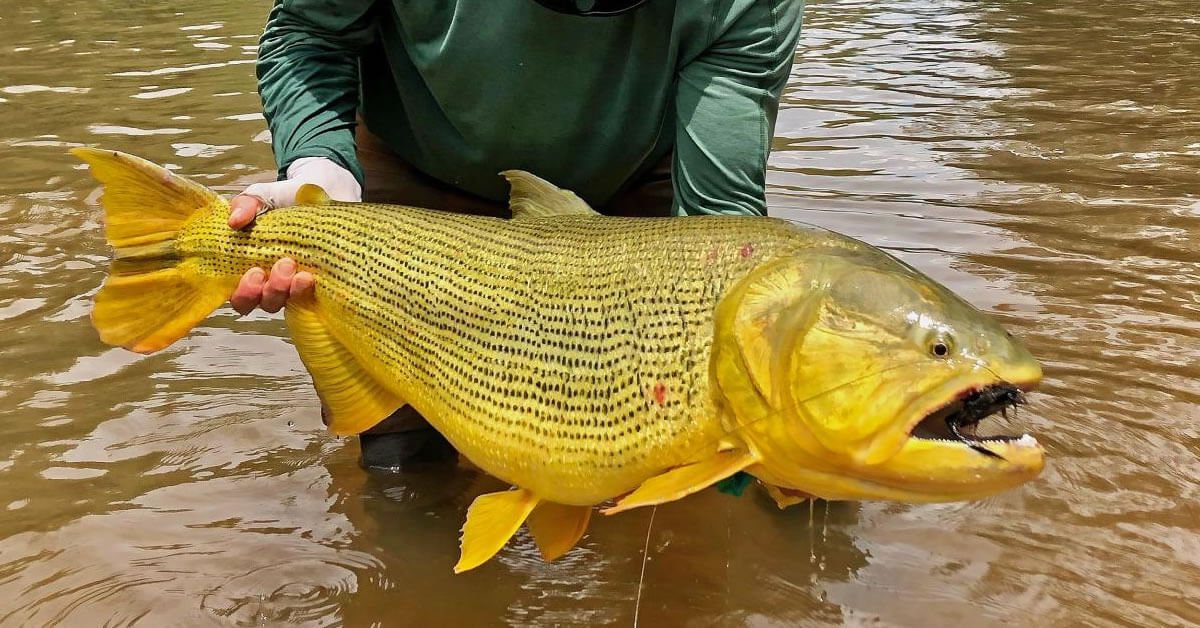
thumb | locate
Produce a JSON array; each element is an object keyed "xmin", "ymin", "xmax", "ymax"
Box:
[
  {"xmin": 229, "ymin": 179, "xmax": 307, "ymax": 230},
  {"xmin": 228, "ymin": 194, "xmax": 262, "ymax": 230},
  {"xmin": 242, "ymin": 178, "xmax": 307, "ymax": 211}
]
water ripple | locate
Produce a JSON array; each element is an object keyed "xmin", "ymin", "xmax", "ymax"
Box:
[{"xmin": 0, "ymin": 0, "xmax": 1198, "ymax": 625}]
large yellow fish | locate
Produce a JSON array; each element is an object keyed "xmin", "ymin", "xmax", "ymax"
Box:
[{"xmin": 73, "ymin": 148, "xmax": 1045, "ymax": 573}]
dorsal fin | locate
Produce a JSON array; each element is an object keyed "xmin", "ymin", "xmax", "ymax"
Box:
[
  {"xmin": 500, "ymin": 170, "xmax": 599, "ymax": 219},
  {"xmin": 295, "ymin": 183, "xmax": 331, "ymax": 206}
]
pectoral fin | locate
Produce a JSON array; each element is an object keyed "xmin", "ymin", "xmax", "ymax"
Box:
[
  {"xmin": 284, "ymin": 298, "xmax": 405, "ymax": 435},
  {"xmin": 602, "ymin": 449, "xmax": 759, "ymax": 515},
  {"xmin": 526, "ymin": 502, "xmax": 592, "ymax": 561},
  {"xmin": 454, "ymin": 488, "xmax": 540, "ymax": 574}
]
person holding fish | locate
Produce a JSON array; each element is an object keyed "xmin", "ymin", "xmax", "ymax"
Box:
[
  {"xmin": 75, "ymin": 0, "xmax": 1045, "ymax": 571},
  {"xmin": 227, "ymin": 0, "xmax": 805, "ymax": 470}
]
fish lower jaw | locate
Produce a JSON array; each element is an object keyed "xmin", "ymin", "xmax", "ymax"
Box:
[
  {"xmin": 743, "ymin": 463, "xmax": 932, "ymax": 503},
  {"xmin": 747, "ymin": 431, "xmax": 1044, "ymax": 503}
]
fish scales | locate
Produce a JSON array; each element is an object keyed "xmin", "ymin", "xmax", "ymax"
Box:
[
  {"xmin": 187, "ymin": 202, "xmax": 815, "ymax": 502},
  {"xmin": 223, "ymin": 207, "xmax": 806, "ymax": 501}
]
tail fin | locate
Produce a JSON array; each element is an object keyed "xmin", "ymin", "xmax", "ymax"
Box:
[{"xmin": 72, "ymin": 147, "xmax": 235, "ymax": 353}]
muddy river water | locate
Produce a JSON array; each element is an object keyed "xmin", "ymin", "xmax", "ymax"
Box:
[{"xmin": 1, "ymin": 0, "xmax": 1198, "ymax": 625}]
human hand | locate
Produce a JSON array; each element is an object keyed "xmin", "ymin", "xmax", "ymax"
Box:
[{"xmin": 227, "ymin": 157, "xmax": 361, "ymax": 315}]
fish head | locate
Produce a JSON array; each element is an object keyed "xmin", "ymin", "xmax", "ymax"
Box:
[{"xmin": 714, "ymin": 244, "xmax": 1044, "ymax": 502}]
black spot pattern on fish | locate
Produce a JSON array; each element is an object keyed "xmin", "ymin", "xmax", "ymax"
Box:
[{"xmin": 177, "ymin": 200, "xmax": 837, "ymax": 500}]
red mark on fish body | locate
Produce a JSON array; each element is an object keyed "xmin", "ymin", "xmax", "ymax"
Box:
[
  {"xmin": 739, "ymin": 243, "xmax": 755, "ymax": 258},
  {"xmin": 704, "ymin": 247, "xmax": 720, "ymax": 265},
  {"xmin": 652, "ymin": 382, "xmax": 667, "ymax": 406}
]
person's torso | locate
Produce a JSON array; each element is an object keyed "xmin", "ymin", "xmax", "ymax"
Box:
[{"xmin": 359, "ymin": 0, "xmax": 716, "ymax": 206}]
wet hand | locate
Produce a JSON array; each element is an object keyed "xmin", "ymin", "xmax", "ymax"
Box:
[
  {"xmin": 228, "ymin": 236, "xmax": 315, "ymax": 316},
  {"xmin": 230, "ymin": 257, "xmax": 314, "ymax": 316},
  {"xmin": 226, "ymin": 157, "xmax": 361, "ymax": 315}
]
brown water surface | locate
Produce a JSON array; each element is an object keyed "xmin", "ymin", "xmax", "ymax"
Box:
[{"xmin": 1, "ymin": 0, "xmax": 1198, "ymax": 625}]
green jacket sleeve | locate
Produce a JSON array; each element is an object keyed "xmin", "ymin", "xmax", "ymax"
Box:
[
  {"xmin": 671, "ymin": 0, "xmax": 805, "ymax": 216},
  {"xmin": 256, "ymin": 0, "xmax": 379, "ymax": 184}
]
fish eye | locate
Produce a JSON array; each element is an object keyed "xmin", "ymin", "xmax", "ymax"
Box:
[{"xmin": 931, "ymin": 340, "xmax": 951, "ymax": 358}]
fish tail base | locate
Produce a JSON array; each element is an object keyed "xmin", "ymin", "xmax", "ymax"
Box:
[{"xmin": 73, "ymin": 147, "xmax": 232, "ymax": 353}]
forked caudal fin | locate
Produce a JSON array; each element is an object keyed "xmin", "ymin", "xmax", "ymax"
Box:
[
  {"xmin": 74, "ymin": 148, "xmax": 405, "ymax": 434},
  {"xmin": 72, "ymin": 147, "xmax": 236, "ymax": 353}
]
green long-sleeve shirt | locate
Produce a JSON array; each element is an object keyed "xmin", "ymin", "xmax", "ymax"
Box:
[{"xmin": 257, "ymin": 0, "xmax": 804, "ymax": 216}]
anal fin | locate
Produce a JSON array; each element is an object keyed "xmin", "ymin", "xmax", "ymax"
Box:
[
  {"xmin": 602, "ymin": 449, "xmax": 759, "ymax": 515},
  {"xmin": 454, "ymin": 488, "xmax": 540, "ymax": 573},
  {"xmin": 526, "ymin": 502, "xmax": 592, "ymax": 561},
  {"xmin": 284, "ymin": 298, "xmax": 404, "ymax": 435}
]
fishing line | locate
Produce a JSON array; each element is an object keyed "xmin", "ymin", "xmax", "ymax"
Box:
[{"xmin": 632, "ymin": 505, "xmax": 656, "ymax": 628}]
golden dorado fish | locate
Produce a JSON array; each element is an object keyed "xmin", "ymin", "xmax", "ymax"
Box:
[{"xmin": 73, "ymin": 148, "xmax": 1046, "ymax": 574}]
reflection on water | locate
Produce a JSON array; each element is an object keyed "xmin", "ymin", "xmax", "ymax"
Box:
[{"xmin": 0, "ymin": 0, "xmax": 1198, "ymax": 625}]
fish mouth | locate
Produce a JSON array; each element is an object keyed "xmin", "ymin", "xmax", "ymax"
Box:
[{"xmin": 910, "ymin": 383, "xmax": 1029, "ymax": 458}]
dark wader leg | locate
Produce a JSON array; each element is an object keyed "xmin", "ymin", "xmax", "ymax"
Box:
[{"xmin": 352, "ymin": 120, "xmax": 673, "ymax": 471}]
